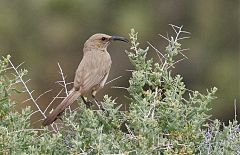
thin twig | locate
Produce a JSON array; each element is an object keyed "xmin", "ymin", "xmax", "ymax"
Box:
[
  {"xmin": 167, "ymin": 58, "xmax": 186, "ymax": 69},
  {"xmin": 16, "ymin": 62, "xmax": 25, "ymax": 69},
  {"xmin": 179, "ymin": 51, "xmax": 188, "ymax": 59},
  {"xmin": 159, "ymin": 34, "xmax": 171, "ymax": 42},
  {"xmin": 36, "ymin": 89, "xmax": 52, "ymax": 101},
  {"xmin": 125, "ymin": 123, "xmax": 136, "ymax": 139},
  {"xmin": 171, "ymin": 24, "xmax": 178, "ymax": 34},
  {"xmin": 57, "ymin": 62, "xmax": 69, "ymax": 96},
  {"xmin": 7, "ymin": 58, "xmax": 57, "ymax": 132},
  {"xmin": 169, "ymin": 24, "xmax": 190, "ymax": 43},
  {"xmin": 125, "ymin": 69, "xmax": 134, "ymax": 72},
  {"xmin": 177, "ymin": 36, "xmax": 190, "ymax": 41},
  {"xmin": 54, "ymin": 96, "xmax": 66, "ymax": 99},
  {"xmin": 54, "ymin": 122, "xmax": 60, "ymax": 131},
  {"xmin": 179, "ymin": 48, "xmax": 190, "ymax": 52},
  {"xmin": 2, "ymin": 66, "xmax": 13, "ymax": 72},
  {"xmin": 66, "ymin": 82, "xmax": 74, "ymax": 85},
  {"xmin": 147, "ymin": 41, "xmax": 166, "ymax": 61},
  {"xmin": 111, "ymin": 86, "xmax": 128, "ymax": 90},
  {"xmin": 28, "ymin": 110, "xmax": 40, "ymax": 119},
  {"xmin": 234, "ymin": 99, "xmax": 237, "ymax": 121},
  {"xmin": 9, "ymin": 129, "xmax": 45, "ymax": 134},
  {"xmin": 44, "ymin": 89, "xmax": 63, "ymax": 114},
  {"xmin": 106, "ymin": 75, "xmax": 122, "ymax": 85},
  {"xmin": 25, "ymin": 79, "xmax": 31, "ymax": 84},
  {"xmin": 169, "ymin": 24, "xmax": 181, "ymax": 29},
  {"xmin": 174, "ymin": 25, "xmax": 183, "ymax": 42},
  {"xmin": 181, "ymin": 30, "xmax": 191, "ymax": 34},
  {"xmin": 22, "ymin": 98, "xmax": 32, "ymax": 104},
  {"xmin": 57, "ymin": 62, "xmax": 72, "ymax": 112},
  {"xmin": 71, "ymin": 107, "xmax": 80, "ymax": 113},
  {"xmin": 8, "ymin": 59, "xmax": 45, "ymax": 118}
]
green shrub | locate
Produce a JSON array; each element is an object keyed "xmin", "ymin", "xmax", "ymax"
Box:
[{"xmin": 0, "ymin": 25, "xmax": 239, "ymax": 154}]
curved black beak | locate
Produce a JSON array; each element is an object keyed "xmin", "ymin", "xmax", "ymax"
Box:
[{"xmin": 111, "ymin": 36, "xmax": 129, "ymax": 43}]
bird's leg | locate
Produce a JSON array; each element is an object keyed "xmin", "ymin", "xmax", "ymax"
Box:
[
  {"xmin": 81, "ymin": 96, "xmax": 92, "ymax": 109},
  {"xmin": 92, "ymin": 94, "xmax": 101, "ymax": 109},
  {"xmin": 91, "ymin": 94, "xmax": 105, "ymax": 111}
]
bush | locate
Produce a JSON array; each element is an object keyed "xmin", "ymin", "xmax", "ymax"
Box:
[{"xmin": 0, "ymin": 25, "xmax": 239, "ymax": 154}]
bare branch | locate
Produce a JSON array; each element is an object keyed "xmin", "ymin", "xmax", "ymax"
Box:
[
  {"xmin": 8, "ymin": 59, "xmax": 45, "ymax": 117},
  {"xmin": 16, "ymin": 62, "xmax": 25, "ymax": 69},
  {"xmin": 22, "ymin": 98, "xmax": 31, "ymax": 104},
  {"xmin": 171, "ymin": 25, "xmax": 178, "ymax": 35},
  {"xmin": 167, "ymin": 58, "xmax": 186, "ymax": 69},
  {"xmin": 57, "ymin": 62, "xmax": 69, "ymax": 96},
  {"xmin": 147, "ymin": 41, "xmax": 166, "ymax": 61},
  {"xmin": 234, "ymin": 99, "xmax": 237, "ymax": 121},
  {"xmin": 9, "ymin": 129, "xmax": 45, "ymax": 134},
  {"xmin": 25, "ymin": 79, "xmax": 31, "ymax": 84},
  {"xmin": 177, "ymin": 36, "xmax": 191, "ymax": 41},
  {"xmin": 169, "ymin": 24, "xmax": 182, "ymax": 29},
  {"xmin": 111, "ymin": 86, "xmax": 128, "ymax": 90},
  {"xmin": 125, "ymin": 123, "xmax": 136, "ymax": 139},
  {"xmin": 174, "ymin": 26, "xmax": 182, "ymax": 42},
  {"xmin": 44, "ymin": 89, "xmax": 63, "ymax": 114},
  {"xmin": 181, "ymin": 30, "xmax": 191, "ymax": 34},
  {"xmin": 179, "ymin": 48, "xmax": 190, "ymax": 52},
  {"xmin": 179, "ymin": 51, "xmax": 188, "ymax": 59},
  {"xmin": 125, "ymin": 69, "xmax": 134, "ymax": 72},
  {"xmin": 30, "ymin": 90, "xmax": 35, "ymax": 95},
  {"xmin": 54, "ymin": 96, "xmax": 66, "ymax": 99},
  {"xmin": 36, "ymin": 89, "xmax": 52, "ymax": 101},
  {"xmin": 55, "ymin": 81, "xmax": 64, "ymax": 87},
  {"xmin": 28, "ymin": 110, "xmax": 40, "ymax": 119},
  {"xmin": 2, "ymin": 66, "xmax": 13, "ymax": 72},
  {"xmin": 7, "ymin": 57, "xmax": 57, "ymax": 132},
  {"xmin": 66, "ymin": 82, "xmax": 74, "ymax": 85},
  {"xmin": 57, "ymin": 62, "xmax": 72, "ymax": 113},
  {"xmin": 106, "ymin": 75, "xmax": 122, "ymax": 85},
  {"xmin": 158, "ymin": 34, "xmax": 171, "ymax": 42}
]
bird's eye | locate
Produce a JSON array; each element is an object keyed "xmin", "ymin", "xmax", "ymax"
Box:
[{"xmin": 101, "ymin": 37, "xmax": 106, "ymax": 41}]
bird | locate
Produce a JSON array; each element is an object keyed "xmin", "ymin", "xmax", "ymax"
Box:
[{"xmin": 42, "ymin": 33, "xmax": 128, "ymax": 126}]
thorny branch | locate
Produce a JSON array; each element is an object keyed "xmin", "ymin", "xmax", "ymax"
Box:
[{"xmin": 7, "ymin": 57, "xmax": 57, "ymax": 132}]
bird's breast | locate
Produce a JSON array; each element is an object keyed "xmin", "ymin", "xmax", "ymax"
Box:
[{"xmin": 85, "ymin": 50, "xmax": 112, "ymax": 67}]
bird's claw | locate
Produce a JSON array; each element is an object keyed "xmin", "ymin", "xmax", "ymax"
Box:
[{"xmin": 85, "ymin": 101, "xmax": 93, "ymax": 109}]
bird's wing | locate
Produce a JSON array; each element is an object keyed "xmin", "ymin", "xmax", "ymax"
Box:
[
  {"xmin": 74, "ymin": 52, "xmax": 111, "ymax": 93},
  {"xmin": 82, "ymin": 68, "xmax": 108, "ymax": 91}
]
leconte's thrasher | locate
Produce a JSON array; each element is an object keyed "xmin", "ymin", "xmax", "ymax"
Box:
[{"xmin": 43, "ymin": 33, "xmax": 128, "ymax": 126}]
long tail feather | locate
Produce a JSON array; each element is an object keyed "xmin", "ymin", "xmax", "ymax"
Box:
[{"xmin": 42, "ymin": 90, "xmax": 81, "ymax": 126}]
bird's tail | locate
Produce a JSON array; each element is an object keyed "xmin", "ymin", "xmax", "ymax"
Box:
[{"xmin": 42, "ymin": 90, "xmax": 81, "ymax": 126}]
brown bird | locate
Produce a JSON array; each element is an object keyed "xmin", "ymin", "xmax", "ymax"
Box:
[{"xmin": 42, "ymin": 33, "xmax": 128, "ymax": 126}]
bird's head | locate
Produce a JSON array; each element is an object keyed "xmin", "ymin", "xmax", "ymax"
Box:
[{"xmin": 84, "ymin": 33, "xmax": 128, "ymax": 51}]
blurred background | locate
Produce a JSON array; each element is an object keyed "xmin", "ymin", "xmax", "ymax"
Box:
[{"xmin": 0, "ymin": 0, "xmax": 239, "ymax": 124}]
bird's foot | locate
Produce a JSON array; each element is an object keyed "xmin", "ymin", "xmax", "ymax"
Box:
[
  {"xmin": 85, "ymin": 101, "xmax": 93, "ymax": 109},
  {"xmin": 92, "ymin": 97, "xmax": 105, "ymax": 111},
  {"xmin": 81, "ymin": 96, "xmax": 93, "ymax": 109}
]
